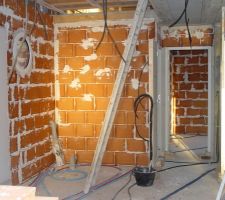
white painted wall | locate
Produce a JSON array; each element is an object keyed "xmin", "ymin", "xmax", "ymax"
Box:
[{"xmin": 0, "ymin": 27, "xmax": 10, "ymax": 183}]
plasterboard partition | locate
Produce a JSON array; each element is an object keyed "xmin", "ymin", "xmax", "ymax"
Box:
[
  {"xmin": 0, "ymin": 27, "xmax": 10, "ymax": 183},
  {"xmin": 158, "ymin": 46, "xmax": 215, "ymax": 157},
  {"xmin": 156, "ymin": 47, "xmax": 166, "ymax": 156},
  {"xmin": 221, "ymin": 7, "xmax": 225, "ymax": 176},
  {"xmin": 148, "ymin": 39, "xmax": 157, "ymax": 167}
]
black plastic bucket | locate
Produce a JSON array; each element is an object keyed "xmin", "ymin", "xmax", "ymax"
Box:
[{"xmin": 133, "ymin": 167, "xmax": 155, "ymax": 187}]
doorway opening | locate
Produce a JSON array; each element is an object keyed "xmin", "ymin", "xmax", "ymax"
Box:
[
  {"xmin": 170, "ymin": 49, "xmax": 209, "ymax": 159},
  {"xmin": 157, "ymin": 46, "xmax": 215, "ymax": 160}
]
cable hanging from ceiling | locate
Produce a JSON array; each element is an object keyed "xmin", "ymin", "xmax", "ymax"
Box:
[
  {"xmin": 95, "ymin": 0, "xmax": 126, "ymax": 62},
  {"xmin": 169, "ymin": 0, "xmax": 192, "ymax": 47}
]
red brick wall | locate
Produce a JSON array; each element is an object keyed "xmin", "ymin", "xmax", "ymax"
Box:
[
  {"xmin": 0, "ymin": 0, "xmax": 55, "ymax": 184},
  {"xmin": 161, "ymin": 26, "xmax": 214, "ymax": 47},
  {"xmin": 171, "ymin": 50, "xmax": 208, "ymax": 135},
  {"xmin": 55, "ymin": 21, "xmax": 155, "ymax": 166}
]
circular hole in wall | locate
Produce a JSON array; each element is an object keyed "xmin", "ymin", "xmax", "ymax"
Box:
[{"xmin": 13, "ymin": 29, "xmax": 32, "ymax": 78}]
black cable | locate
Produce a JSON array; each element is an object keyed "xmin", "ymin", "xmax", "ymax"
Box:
[
  {"xmin": 29, "ymin": 1, "xmax": 38, "ymax": 36},
  {"xmin": 133, "ymin": 95, "xmax": 150, "ymax": 134},
  {"xmin": 158, "ymin": 160, "xmax": 217, "ymax": 173},
  {"xmin": 137, "ymin": 59, "xmax": 149, "ymax": 110},
  {"xmin": 169, "ymin": 0, "xmax": 189, "ymax": 27},
  {"xmin": 95, "ymin": 0, "xmax": 107, "ymax": 51},
  {"xmin": 127, "ymin": 183, "xmax": 136, "ymax": 200},
  {"xmin": 170, "ymin": 134, "xmax": 206, "ymax": 139},
  {"xmin": 165, "ymin": 160, "xmax": 203, "ymax": 164},
  {"xmin": 37, "ymin": 4, "xmax": 48, "ymax": 40},
  {"xmin": 137, "ymin": 59, "xmax": 149, "ymax": 96},
  {"xmin": 160, "ymin": 168, "xmax": 215, "ymax": 200},
  {"xmin": 111, "ymin": 172, "xmax": 133, "ymax": 200},
  {"xmin": 110, "ymin": 159, "xmax": 218, "ymax": 200},
  {"xmin": 134, "ymin": 94, "xmax": 153, "ymax": 160},
  {"xmin": 169, "ymin": 0, "xmax": 192, "ymax": 46},
  {"xmin": 171, "ymin": 146, "xmax": 207, "ymax": 153},
  {"xmin": 184, "ymin": 0, "xmax": 192, "ymax": 46},
  {"xmin": 95, "ymin": 0, "xmax": 126, "ymax": 63}
]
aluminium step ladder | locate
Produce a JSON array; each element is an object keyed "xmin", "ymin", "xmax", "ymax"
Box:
[{"xmin": 84, "ymin": 0, "xmax": 149, "ymax": 194}]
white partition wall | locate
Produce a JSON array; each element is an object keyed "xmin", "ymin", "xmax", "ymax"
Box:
[
  {"xmin": 0, "ymin": 27, "xmax": 10, "ymax": 183},
  {"xmin": 221, "ymin": 7, "xmax": 225, "ymax": 176},
  {"xmin": 149, "ymin": 39, "xmax": 158, "ymax": 167}
]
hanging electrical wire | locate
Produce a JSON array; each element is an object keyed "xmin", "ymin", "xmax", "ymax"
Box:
[
  {"xmin": 169, "ymin": 0, "xmax": 192, "ymax": 46},
  {"xmin": 134, "ymin": 94, "xmax": 153, "ymax": 161},
  {"xmin": 184, "ymin": 0, "xmax": 192, "ymax": 46},
  {"xmin": 37, "ymin": 4, "xmax": 48, "ymax": 40},
  {"xmin": 95, "ymin": 0, "xmax": 126, "ymax": 62},
  {"xmin": 169, "ymin": 0, "xmax": 189, "ymax": 27}
]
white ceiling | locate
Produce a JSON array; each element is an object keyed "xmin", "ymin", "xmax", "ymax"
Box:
[{"xmin": 150, "ymin": 0, "xmax": 225, "ymax": 25}]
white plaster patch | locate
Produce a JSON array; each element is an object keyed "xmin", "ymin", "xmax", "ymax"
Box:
[
  {"xmin": 55, "ymin": 80, "xmax": 60, "ymax": 100},
  {"xmin": 145, "ymin": 123, "xmax": 150, "ymax": 128},
  {"xmin": 55, "ymin": 108, "xmax": 61, "ymax": 124},
  {"xmin": 131, "ymin": 78, "xmax": 139, "ymax": 90},
  {"xmin": 54, "ymin": 39, "xmax": 59, "ymax": 75},
  {"xmin": 122, "ymin": 39, "xmax": 128, "ymax": 46},
  {"xmin": 0, "ymin": 6, "xmax": 14, "ymax": 16},
  {"xmin": 169, "ymin": 30, "xmax": 179, "ymax": 38},
  {"xmin": 161, "ymin": 25, "xmax": 213, "ymax": 40},
  {"xmin": 95, "ymin": 68, "xmax": 112, "ymax": 79},
  {"xmin": 91, "ymin": 26, "xmax": 104, "ymax": 32},
  {"xmin": 63, "ymin": 65, "xmax": 72, "ymax": 73},
  {"xmin": 84, "ymin": 53, "xmax": 97, "ymax": 61},
  {"xmin": 133, "ymin": 51, "xmax": 141, "ymax": 57},
  {"xmin": 82, "ymin": 93, "xmax": 94, "ymax": 101},
  {"xmin": 183, "ymin": 71, "xmax": 189, "ymax": 83},
  {"xmin": 80, "ymin": 38, "xmax": 97, "ymax": 50},
  {"xmin": 70, "ymin": 78, "xmax": 81, "ymax": 90},
  {"xmin": 80, "ymin": 64, "xmax": 90, "ymax": 74},
  {"xmin": 195, "ymin": 30, "xmax": 204, "ymax": 39},
  {"xmin": 142, "ymin": 64, "xmax": 149, "ymax": 73},
  {"xmin": 55, "ymin": 18, "xmax": 154, "ymax": 30}
]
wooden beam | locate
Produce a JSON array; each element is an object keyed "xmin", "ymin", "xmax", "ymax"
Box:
[
  {"xmin": 37, "ymin": 0, "xmax": 65, "ymax": 14},
  {"xmin": 86, "ymin": 0, "xmax": 102, "ymax": 9},
  {"xmin": 46, "ymin": 0, "xmax": 138, "ymax": 10},
  {"xmin": 53, "ymin": 10, "xmax": 137, "ymax": 23}
]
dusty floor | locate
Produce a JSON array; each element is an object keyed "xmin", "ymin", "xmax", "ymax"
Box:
[{"xmin": 28, "ymin": 135, "xmax": 220, "ymax": 200}]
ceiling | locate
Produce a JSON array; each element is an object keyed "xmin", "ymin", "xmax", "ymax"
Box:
[
  {"xmin": 43, "ymin": 0, "xmax": 139, "ymax": 13},
  {"xmin": 40, "ymin": 0, "xmax": 225, "ymax": 25},
  {"xmin": 151, "ymin": 0, "xmax": 225, "ymax": 25}
]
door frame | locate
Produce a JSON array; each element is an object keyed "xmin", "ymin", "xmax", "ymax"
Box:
[
  {"xmin": 0, "ymin": 27, "xmax": 10, "ymax": 183},
  {"xmin": 157, "ymin": 46, "xmax": 215, "ymax": 158}
]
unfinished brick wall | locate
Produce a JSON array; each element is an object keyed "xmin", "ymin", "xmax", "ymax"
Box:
[
  {"xmin": 55, "ymin": 21, "xmax": 155, "ymax": 166},
  {"xmin": 171, "ymin": 50, "xmax": 208, "ymax": 135},
  {"xmin": 161, "ymin": 26, "xmax": 214, "ymax": 47},
  {"xmin": 0, "ymin": 1, "xmax": 55, "ymax": 184}
]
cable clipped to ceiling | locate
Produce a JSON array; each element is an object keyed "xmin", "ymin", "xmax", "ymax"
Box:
[{"xmin": 169, "ymin": 0, "xmax": 192, "ymax": 47}]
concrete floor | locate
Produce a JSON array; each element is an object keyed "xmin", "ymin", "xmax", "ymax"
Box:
[{"xmin": 32, "ymin": 135, "xmax": 220, "ymax": 200}]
